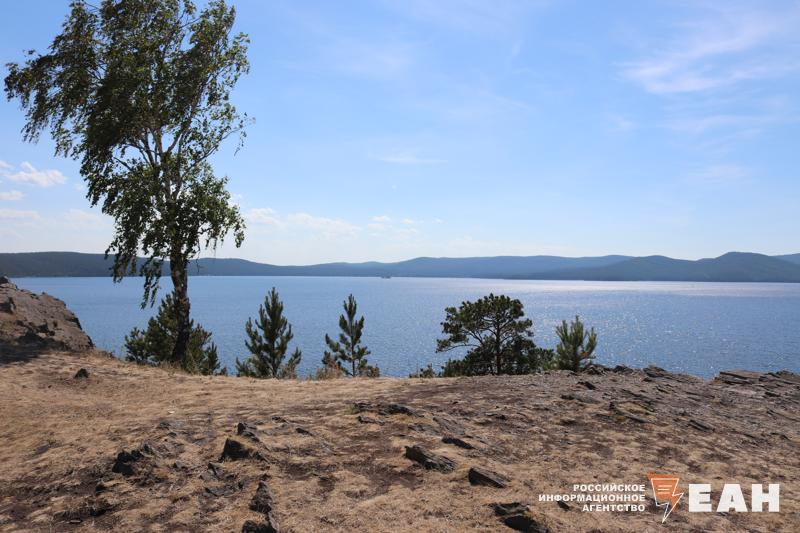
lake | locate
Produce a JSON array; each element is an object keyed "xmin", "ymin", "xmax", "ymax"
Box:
[{"xmin": 12, "ymin": 277, "xmax": 800, "ymax": 378}]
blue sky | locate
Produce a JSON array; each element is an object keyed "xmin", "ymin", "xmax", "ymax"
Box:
[{"xmin": 1, "ymin": 0, "xmax": 799, "ymax": 264}]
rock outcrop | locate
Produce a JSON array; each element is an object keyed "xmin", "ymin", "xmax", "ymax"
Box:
[{"xmin": 0, "ymin": 277, "xmax": 93, "ymax": 354}]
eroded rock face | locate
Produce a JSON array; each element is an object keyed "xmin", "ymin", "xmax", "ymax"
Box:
[{"xmin": 0, "ymin": 277, "xmax": 93, "ymax": 353}]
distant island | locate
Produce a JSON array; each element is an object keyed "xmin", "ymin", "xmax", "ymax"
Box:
[{"xmin": 2, "ymin": 251, "xmax": 800, "ymax": 282}]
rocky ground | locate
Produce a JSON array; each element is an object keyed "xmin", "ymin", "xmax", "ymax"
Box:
[
  {"xmin": 0, "ymin": 277, "xmax": 93, "ymax": 356},
  {"xmin": 0, "ymin": 351, "xmax": 798, "ymax": 532},
  {"xmin": 0, "ymin": 280, "xmax": 798, "ymax": 532}
]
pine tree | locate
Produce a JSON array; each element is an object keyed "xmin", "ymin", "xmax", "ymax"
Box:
[
  {"xmin": 436, "ymin": 293, "xmax": 551, "ymax": 375},
  {"xmin": 123, "ymin": 292, "xmax": 225, "ymax": 375},
  {"xmin": 555, "ymin": 315, "xmax": 597, "ymax": 372},
  {"xmin": 323, "ymin": 294, "xmax": 379, "ymax": 377},
  {"xmin": 235, "ymin": 288, "xmax": 301, "ymax": 378}
]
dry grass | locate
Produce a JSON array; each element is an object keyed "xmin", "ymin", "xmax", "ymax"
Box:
[{"xmin": 0, "ymin": 351, "xmax": 798, "ymax": 532}]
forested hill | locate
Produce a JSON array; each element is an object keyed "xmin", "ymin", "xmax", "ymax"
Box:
[{"xmin": 2, "ymin": 251, "xmax": 800, "ymax": 282}]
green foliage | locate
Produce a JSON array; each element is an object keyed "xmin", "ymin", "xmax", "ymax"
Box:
[
  {"xmin": 409, "ymin": 364, "xmax": 436, "ymax": 379},
  {"xmin": 124, "ymin": 292, "xmax": 226, "ymax": 375},
  {"xmin": 235, "ymin": 288, "xmax": 301, "ymax": 379},
  {"xmin": 323, "ymin": 294, "xmax": 379, "ymax": 377},
  {"xmin": 555, "ymin": 315, "xmax": 598, "ymax": 372},
  {"xmin": 438, "ymin": 344, "xmax": 555, "ymax": 377},
  {"xmin": 5, "ymin": 0, "xmax": 250, "ymax": 365},
  {"xmin": 436, "ymin": 293, "xmax": 551, "ymax": 376}
]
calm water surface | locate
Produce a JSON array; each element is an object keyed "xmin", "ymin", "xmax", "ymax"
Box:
[{"xmin": 13, "ymin": 277, "xmax": 800, "ymax": 378}]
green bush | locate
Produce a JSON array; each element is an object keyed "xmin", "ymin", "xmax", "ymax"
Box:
[
  {"xmin": 124, "ymin": 293, "xmax": 226, "ymax": 375},
  {"xmin": 554, "ymin": 315, "xmax": 597, "ymax": 372}
]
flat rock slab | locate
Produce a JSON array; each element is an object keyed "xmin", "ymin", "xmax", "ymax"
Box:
[
  {"xmin": 357, "ymin": 415, "xmax": 385, "ymax": 425},
  {"xmin": 404, "ymin": 445, "xmax": 456, "ymax": 472},
  {"xmin": 442, "ymin": 436, "xmax": 474, "ymax": 449},
  {"xmin": 716, "ymin": 370, "xmax": 763, "ymax": 385},
  {"xmin": 354, "ymin": 401, "xmax": 422, "ymax": 417},
  {"xmin": 468, "ymin": 466, "xmax": 509, "ymax": 488},
  {"xmin": 492, "ymin": 503, "xmax": 549, "ymax": 532},
  {"xmin": 237, "ymin": 422, "xmax": 260, "ymax": 441}
]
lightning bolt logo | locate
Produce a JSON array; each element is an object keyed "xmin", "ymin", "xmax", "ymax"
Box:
[{"xmin": 647, "ymin": 473, "xmax": 684, "ymax": 523}]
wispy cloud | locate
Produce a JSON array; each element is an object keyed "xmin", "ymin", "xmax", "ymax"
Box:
[
  {"xmin": 247, "ymin": 208, "xmax": 360, "ymax": 239},
  {"xmin": 622, "ymin": 6, "xmax": 800, "ymax": 94},
  {"xmin": 0, "ymin": 208, "xmax": 40, "ymax": 220},
  {"xmin": 321, "ymin": 39, "xmax": 416, "ymax": 80},
  {"xmin": 247, "ymin": 208, "xmax": 282, "ymax": 227},
  {"xmin": 275, "ymin": 4, "xmax": 418, "ymax": 81},
  {"xmin": 0, "ymin": 160, "xmax": 12, "ymax": 171},
  {"xmin": 0, "ymin": 190, "xmax": 24, "ymax": 201},
  {"xmin": 607, "ymin": 113, "xmax": 636, "ymax": 132},
  {"xmin": 286, "ymin": 212, "xmax": 360, "ymax": 238},
  {"xmin": 64, "ymin": 209, "xmax": 107, "ymax": 226},
  {"xmin": 684, "ymin": 164, "xmax": 751, "ymax": 186},
  {"xmin": 381, "ymin": 0, "xmax": 546, "ymax": 35},
  {"xmin": 2, "ymin": 161, "xmax": 67, "ymax": 187},
  {"xmin": 666, "ymin": 112, "xmax": 796, "ymax": 135},
  {"xmin": 371, "ymin": 215, "xmax": 391, "ymax": 222}
]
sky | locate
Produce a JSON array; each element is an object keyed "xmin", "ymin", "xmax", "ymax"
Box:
[{"xmin": 1, "ymin": 0, "xmax": 799, "ymax": 265}]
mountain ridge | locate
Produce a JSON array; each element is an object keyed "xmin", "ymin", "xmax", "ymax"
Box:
[{"xmin": 2, "ymin": 251, "xmax": 800, "ymax": 282}]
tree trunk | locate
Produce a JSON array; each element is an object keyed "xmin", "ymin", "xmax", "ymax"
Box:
[
  {"xmin": 170, "ymin": 258, "xmax": 191, "ymax": 367},
  {"xmin": 495, "ymin": 327, "xmax": 502, "ymax": 375}
]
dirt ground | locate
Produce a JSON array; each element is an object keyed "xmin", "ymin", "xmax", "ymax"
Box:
[{"xmin": 0, "ymin": 350, "xmax": 798, "ymax": 532}]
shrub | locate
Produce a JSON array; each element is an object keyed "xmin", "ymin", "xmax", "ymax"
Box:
[
  {"xmin": 409, "ymin": 364, "xmax": 436, "ymax": 378},
  {"xmin": 124, "ymin": 293, "xmax": 226, "ymax": 375},
  {"xmin": 555, "ymin": 315, "xmax": 597, "ymax": 372}
]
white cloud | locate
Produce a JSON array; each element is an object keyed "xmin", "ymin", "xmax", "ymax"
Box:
[
  {"xmin": 247, "ymin": 208, "xmax": 360, "ymax": 238},
  {"xmin": 0, "ymin": 208, "xmax": 40, "ymax": 220},
  {"xmin": 371, "ymin": 215, "xmax": 391, "ymax": 222},
  {"xmin": 286, "ymin": 212, "xmax": 360, "ymax": 238},
  {"xmin": 0, "ymin": 190, "xmax": 24, "ymax": 201},
  {"xmin": 622, "ymin": 6, "xmax": 800, "ymax": 94},
  {"xmin": 247, "ymin": 207, "xmax": 283, "ymax": 226},
  {"xmin": 402, "ymin": 218, "xmax": 417, "ymax": 225},
  {"xmin": 64, "ymin": 209, "xmax": 106, "ymax": 225},
  {"xmin": 4, "ymin": 161, "xmax": 67, "ymax": 187},
  {"xmin": 0, "ymin": 160, "xmax": 12, "ymax": 171}
]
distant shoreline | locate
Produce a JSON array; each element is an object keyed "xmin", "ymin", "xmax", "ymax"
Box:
[
  {"xmin": 3, "ymin": 250, "xmax": 800, "ymax": 283},
  {"xmin": 8, "ymin": 274, "xmax": 800, "ymax": 285}
]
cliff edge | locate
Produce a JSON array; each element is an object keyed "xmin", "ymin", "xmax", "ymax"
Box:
[{"xmin": 0, "ymin": 277, "xmax": 93, "ymax": 355}]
